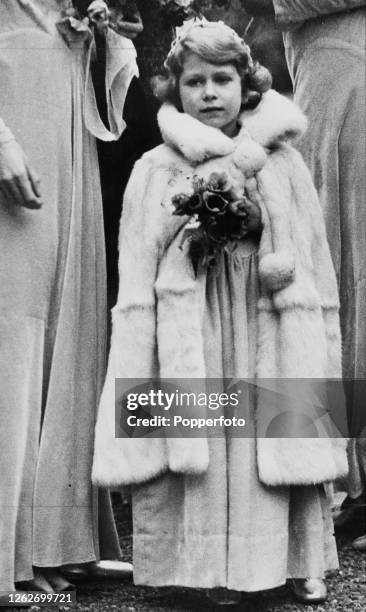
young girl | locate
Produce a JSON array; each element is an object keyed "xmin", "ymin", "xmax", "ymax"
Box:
[{"xmin": 93, "ymin": 19, "xmax": 348, "ymax": 606}]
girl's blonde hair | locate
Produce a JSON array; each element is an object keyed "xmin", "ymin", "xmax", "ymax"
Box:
[{"xmin": 153, "ymin": 19, "xmax": 272, "ymax": 110}]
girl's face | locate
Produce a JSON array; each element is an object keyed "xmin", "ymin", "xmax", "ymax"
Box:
[{"xmin": 178, "ymin": 52, "xmax": 242, "ymax": 137}]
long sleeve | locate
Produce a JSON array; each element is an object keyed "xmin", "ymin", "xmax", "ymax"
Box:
[
  {"xmin": 284, "ymin": 146, "xmax": 342, "ymax": 378},
  {"xmin": 111, "ymin": 162, "xmax": 165, "ymax": 379},
  {"xmin": 92, "ymin": 154, "xmax": 190, "ymax": 487},
  {"xmin": 110, "ymin": 157, "xmax": 188, "ymax": 379},
  {"xmin": 273, "ymin": 0, "xmax": 366, "ymax": 29},
  {"xmin": 256, "ymin": 145, "xmax": 348, "ymax": 486},
  {"xmin": 296, "ymin": 155, "xmax": 349, "ymax": 443}
]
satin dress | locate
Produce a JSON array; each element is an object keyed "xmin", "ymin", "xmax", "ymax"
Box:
[{"xmin": 0, "ymin": 0, "xmax": 137, "ymax": 591}]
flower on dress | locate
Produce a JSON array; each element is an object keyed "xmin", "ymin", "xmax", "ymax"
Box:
[{"xmin": 56, "ymin": 15, "xmax": 93, "ymax": 46}]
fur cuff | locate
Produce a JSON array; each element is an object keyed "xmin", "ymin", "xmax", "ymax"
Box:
[
  {"xmin": 167, "ymin": 438, "xmax": 209, "ymax": 475},
  {"xmin": 257, "ymin": 437, "xmax": 348, "ymax": 486}
]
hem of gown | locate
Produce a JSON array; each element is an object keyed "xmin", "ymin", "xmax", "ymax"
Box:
[
  {"xmin": 32, "ymin": 554, "xmax": 97, "ymax": 568},
  {"xmin": 30, "ymin": 504, "xmax": 101, "ymax": 567},
  {"xmin": 133, "ymin": 569, "xmax": 339, "ymax": 592},
  {"xmin": 32, "ymin": 553, "xmax": 124, "ymax": 568},
  {"xmin": 133, "ymin": 538, "xmax": 339, "ymax": 592}
]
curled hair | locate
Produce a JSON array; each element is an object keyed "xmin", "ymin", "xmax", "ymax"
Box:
[{"xmin": 152, "ymin": 20, "xmax": 272, "ymax": 111}]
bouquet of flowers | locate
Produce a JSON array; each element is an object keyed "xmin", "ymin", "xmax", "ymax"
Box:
[{"xmin": 172, "ymin": 171, "xmax": 260, "ymax": 273}]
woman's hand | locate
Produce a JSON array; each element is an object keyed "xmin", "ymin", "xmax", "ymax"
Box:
[
  {"xmin": 109, "ymin": 1, "xmax": 143, "ymax": 39},
  {"xmin": 0, "ymin": 140, "xmax": 42, "ymax": 209},
  {"xmin": 239, "ymin": 0, "xmax": 275, "ymax": 17},
  {"xmin": 88, "ymin": 0, "xmax": 110, "ymax": 36}
]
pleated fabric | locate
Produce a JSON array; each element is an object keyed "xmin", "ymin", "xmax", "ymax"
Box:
[{"xmin": 132, "ymin": 240, "xmax": 338, "ymax": 590}]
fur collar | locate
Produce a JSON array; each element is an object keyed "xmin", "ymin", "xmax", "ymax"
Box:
[{"xmin": 157, "ymin": 89, "xmax": 307, "ymax": 164}]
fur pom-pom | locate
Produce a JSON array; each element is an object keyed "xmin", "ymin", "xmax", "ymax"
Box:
[
  {"xmin": 232, "ymin": 139, "xmax": 266, "ymax": 177},
  {"xmin": 259, "ymin": 252, "xmax": 295, "ymax": 292}
]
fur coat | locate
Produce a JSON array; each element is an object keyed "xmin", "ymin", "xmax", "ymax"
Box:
[{"xmin": 92, "ymin": 90, "xmax": 348, "ymax": 488}]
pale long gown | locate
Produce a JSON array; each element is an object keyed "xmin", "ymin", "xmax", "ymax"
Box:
[
  {"xmin": 132, "ymin": 241, "xmax": 338, "ymax": 590},
  {"xmin": 275, "ymin": 3, "xmax": 366, "ymax": 497},
  {"xmin": 0, "ymin": 0, "xmax": 137, "ymax": 592}
]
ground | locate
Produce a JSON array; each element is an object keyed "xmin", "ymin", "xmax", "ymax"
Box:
[{"xmin": 23, "ymin": 498, "xmax": 365, "ymax": 612}]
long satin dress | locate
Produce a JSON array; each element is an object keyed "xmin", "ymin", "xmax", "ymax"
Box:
[
  {"xmin": 276, "ymin": 3, "xmax": 366, "ymax": 497},
  {"xmin": 0, "ymin": 0, "xmax": 137, "ymax": 591}
]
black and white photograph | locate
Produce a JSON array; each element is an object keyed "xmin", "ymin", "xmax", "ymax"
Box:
[{"xmin": 0, "ymin": 1, "xmax": 365, "ymax": 610}]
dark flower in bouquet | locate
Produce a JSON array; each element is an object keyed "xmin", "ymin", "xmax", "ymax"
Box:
[{"xmin": 171, "ymin": 172, "xmax": 261, "ymax": 274}]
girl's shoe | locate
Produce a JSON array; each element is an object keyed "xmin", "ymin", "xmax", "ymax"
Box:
[
  {"xmin": 206, "ymin": 588, "xmax": 241, "ymax": 606},
  {"xmin": 292, "ymin": 578, "xmax": 327, "ymax": 603},
  {"xmin": 87, "ymin": 560, "xmax": 133, "ymax": 579}
]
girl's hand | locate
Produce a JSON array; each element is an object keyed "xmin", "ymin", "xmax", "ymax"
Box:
[
  {"xmin": 0, "ymin": 140, "xmax": 42, "ymax": 209},
  {"xmin": 244, "ymin": 176, "xmax": 263, "ymax": 232}
]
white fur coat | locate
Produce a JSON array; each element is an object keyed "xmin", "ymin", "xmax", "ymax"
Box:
[{"xmin": 93, "ymin": 90, "xmax": 348, "ymax": 487}]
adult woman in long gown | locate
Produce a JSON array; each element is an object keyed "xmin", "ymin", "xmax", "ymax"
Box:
[
  {"xmin": 242, "ymin": 0, "xmax": 366, "ymax": 545},
  {"xmin": 0, "ymin": 0, "xmax": 137, "ymax": 593}
]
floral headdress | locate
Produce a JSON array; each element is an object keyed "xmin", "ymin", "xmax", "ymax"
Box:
[{"xmin": 165, "ymin": 17, "xmax": 254, "ymax": 71}]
